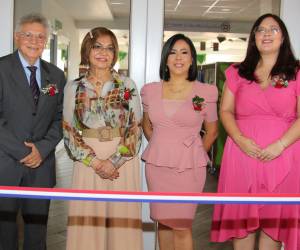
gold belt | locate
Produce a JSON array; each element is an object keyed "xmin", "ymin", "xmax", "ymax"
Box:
[{"xmin": 82, "ymin": 126, "xmax": 121, "ymax": 142}]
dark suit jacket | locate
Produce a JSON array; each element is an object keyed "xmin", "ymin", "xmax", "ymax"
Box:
[{"xmin": 0, "ymin": 51, "xmax": 66, "ymax": 187}]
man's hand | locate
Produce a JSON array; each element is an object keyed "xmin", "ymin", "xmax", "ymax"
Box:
[{"xmin": 20, "ymin": 142, "xmax": 42, "ymax": 168}]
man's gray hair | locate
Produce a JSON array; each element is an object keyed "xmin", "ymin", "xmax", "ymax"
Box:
[{"xmin": 15, "ymin": 13, "xmax": 50, "ymax": 35}]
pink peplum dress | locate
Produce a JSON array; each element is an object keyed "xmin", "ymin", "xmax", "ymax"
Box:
[
  {"xmin": 141, "ymin": 81, "xmax": 218, "ymax": 229},
  {"xmin": 211, "ymin": 65, "xmax": 300, "ymax": 249}
]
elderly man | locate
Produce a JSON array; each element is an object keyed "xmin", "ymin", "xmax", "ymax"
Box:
[{"xmin": 0, "ymin": 13, "xmax": 65, "ymax": 250}]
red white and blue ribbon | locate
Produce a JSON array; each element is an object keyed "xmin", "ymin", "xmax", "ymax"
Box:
[{"xmin": 0, "ymin": 186, "xmax": 300, "ymax": 204}]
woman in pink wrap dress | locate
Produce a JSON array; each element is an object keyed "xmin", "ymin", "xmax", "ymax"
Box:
[{"xmin": 211, "ymin": 13, "xmax": 300, "ymax": 250}]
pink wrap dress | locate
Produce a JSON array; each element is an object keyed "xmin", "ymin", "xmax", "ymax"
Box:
[
  {"xmin": 211, "ymin": 65, "xmax": 300, "ymax": 250},
  {"xmin": 141, "ymin": 82, "xmax": 218, "ymax": 229}
]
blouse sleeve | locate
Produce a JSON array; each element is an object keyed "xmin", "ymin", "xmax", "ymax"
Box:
[
  {"xmin": 108, "ymin": 78, "xmax": 142, "ymax": 168},
  {"xmin": 140, "ymin": 84, "xmax": 149, "ymax": 112},
  {"xmin": 225, "ymin": 64, "xmax": 240, "ymax": 95},
  {"xmin": 204, "ymin": 84, "xmax": 218, "ymax": 122},
  {"xmin": 62, "ymin": 81, "xmax": 97, "ymax": 166}
]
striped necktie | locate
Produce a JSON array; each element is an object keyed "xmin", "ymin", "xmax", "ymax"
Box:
[{"xmin": 27, "ymin": 66, "xmax": 40, "ymax": 105}]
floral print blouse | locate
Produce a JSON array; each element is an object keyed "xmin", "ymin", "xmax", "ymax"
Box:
[{"xmin": 63, "ymin": 71, "xmax": 142, "ymax": 167}]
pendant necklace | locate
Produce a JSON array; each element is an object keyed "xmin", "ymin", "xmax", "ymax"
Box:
[{"xmin": 87, "ymin": 72, "xmax": 106, "ymax": 88}]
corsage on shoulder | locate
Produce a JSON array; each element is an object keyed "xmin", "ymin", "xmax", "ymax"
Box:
[
  {"xmin": 192, "ymin": 95, "xmax": 205, "ymax": 111},
  {"xmin": 271, "ymin": 74, "xmax": 288, "ymax": 88}
]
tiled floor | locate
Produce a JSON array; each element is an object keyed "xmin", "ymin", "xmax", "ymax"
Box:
[
  {"xmin": 46, "ymin": 147, "xmax": 72, "ymax": 250},
  {"xmin": 192, "ymin": 173, "xmax": 232, "ymax": 250},
  {"xmin": 18, "ymin": 145, "xmax": 233, "ymax": 250}
]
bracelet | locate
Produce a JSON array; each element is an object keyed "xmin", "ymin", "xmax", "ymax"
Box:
[
  {"xmin": 108, "ymin": 154, "xmax": 127, "ymax": 169},
  {"xmin": 88, "ymin": 156, "xmax": 98, "ymax": 168},
  {"xmin": 278, "ymin": 139, "xmax": 287, "ymax": 150},
  {"xmin": 83, "ymin": 153, "xmax": 97, "ymax": 167}
]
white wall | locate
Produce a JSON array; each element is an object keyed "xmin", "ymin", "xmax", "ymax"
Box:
[
  {"xmin": 280, "ymin": 0, "xmax": 300, "ymax": 59},
  {"xmin": 14, "ymin": 0, "xmax": 41, "ymax": 29},
  {"xmin": 0, "ymin": 0, "xmax": 14, "ymax": 56},
  {"xmin": 13, "ymin": 0, "xmax": 80, "ymax": 80},
  {"xmin": 130, "ymin": 1, "xmax": 164, "ymax": 249},
  {"xmin": 130, "ymin": 1, "xmax": 154, "ymax": 249},
  {"xmin": 41, "ymin": 0, "xmax": 80, "ymax": 80}
]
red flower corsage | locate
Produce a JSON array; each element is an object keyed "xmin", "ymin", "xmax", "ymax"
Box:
[
  {"xmin": 272, "ymin": 74, "xmax": 288, "ymax": 88},
  {"xmin": 41, "ymin": 84, "xmax": 59, "ymax": 96},
  {"xmin": 123, "ymin": 88, "xmax": 135, "ymax": 101},
  {"xmin": 192, "ymin": 95, "xmax": 205, "ymax": 111}
]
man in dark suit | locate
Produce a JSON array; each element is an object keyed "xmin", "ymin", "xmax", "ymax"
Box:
[{"xmin": 0, "ymin": 13, "xmax": 65, "ymax": 250}]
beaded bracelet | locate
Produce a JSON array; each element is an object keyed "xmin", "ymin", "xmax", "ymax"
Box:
[{"xmin": 278, "ymin": 139, "xmax": 287, "ymax": 150}]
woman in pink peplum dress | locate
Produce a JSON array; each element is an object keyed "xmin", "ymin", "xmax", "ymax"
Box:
[
  {"xmin": 211, "ymin": 14, "xmax": 300, "ymax": 250},
  {"xmin": 141, "ymin": 34, "xmax": 218, "ymax": 250}
]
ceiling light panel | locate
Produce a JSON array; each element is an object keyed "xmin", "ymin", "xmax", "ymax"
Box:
[{"xmin": 164, "ymin": 0, "xmax": 280, "ymax": 22}]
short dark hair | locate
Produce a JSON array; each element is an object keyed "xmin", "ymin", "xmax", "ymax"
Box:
[
  {"xmin": 237, "ymin": 13, "xmax": 299, "ymax": 81},
  {"xmin": 159, "ymin": 33, "xmax": 198, "ymax": 81},
  {"xmin": 80, "ymin": 27, "xmax": 119, "ymax": 67}
]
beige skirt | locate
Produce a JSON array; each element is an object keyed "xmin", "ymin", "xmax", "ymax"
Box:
[{"xmin": 66, "ymin": 137, "xmax": 143, "ymax": 250}]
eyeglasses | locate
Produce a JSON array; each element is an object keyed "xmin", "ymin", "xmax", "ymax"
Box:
[
  {"xmin": 91, "ymin": 43, "xmax": 115, "ymax": 54},
  {"xmin": 18, "ymin": 32, "xmax": 47, "ymax": 43},
  {"xmin": 255, "ymin": 26, "xmax": 281, "ymax": 36}
]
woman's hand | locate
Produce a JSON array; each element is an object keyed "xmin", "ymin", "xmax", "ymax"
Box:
[
  {"xmin": 91, "ymin": 158, "xmax": 119, "ymax": 180},
  {"xmin": 234, "ymin": 135, "xmax": 262, "ymax": 159},
  {"xmin": 258, "ymin": 141, "xmax": 284, "ymax": 161},
  {"xmin": 99, "ymin": 160, "xmax": 119, "ymax": 180}
]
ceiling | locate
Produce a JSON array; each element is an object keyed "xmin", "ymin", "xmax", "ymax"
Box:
[
  {"xmin": 54, "ymin": 0, "xmax": 114, "ymax": 20},
  {"xmin": 58, "ymin": 0, "xmax": 280, "ymax": 51},
  {"xmin": 164, "ymin": 0, "xmax": 280, "ymax": 21},
  {"xmin": 55, "ymin": 0, "xmax": 280, "ymax": 22}
]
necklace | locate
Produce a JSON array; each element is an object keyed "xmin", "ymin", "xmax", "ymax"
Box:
[
  {"xmin": 87, "ymin": 72, "xmax": 106, "ymax": 87},
  {"xmin": 94, "ymin": 80, "xmax": 104, "ymax": 87}
]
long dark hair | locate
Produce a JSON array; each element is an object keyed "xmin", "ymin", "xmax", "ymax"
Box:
[
  {"xmin": 159, "ymin": 33, "xmax": 198, "ymax": 81},
  {"xmin": 236, "ymin": 13, "xmax": 299, "ymax": 82}
]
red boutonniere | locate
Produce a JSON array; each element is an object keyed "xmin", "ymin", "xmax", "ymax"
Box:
[
  {"xmin": 192, "ymin": 95, "xmax": 205, "ymax": 111},
  {"xmin": 41, "ymin": 84, "xmax": 59, "ymax": 96},
  {"xmin": 272, "ymin": 74, "xmax": 288, "ymax": 88},
  {"xmin": 123, "ymin": 88, "xmax": 135, "ymax": 101}
]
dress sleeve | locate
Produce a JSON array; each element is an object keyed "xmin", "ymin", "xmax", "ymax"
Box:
[
  {"xmin": 204, "ymin": 84, "xmax": 218, "ymax": 122},
  {"xmin": 140, "ymin": 84, "xmax": 149, "ymax": 112},
  {"xmin": 108, "ymin": 78, "xmax": 142, "ymax": 168},
  {"xmin": 225, "ymin": 64, "xmax": 240, "ymax": 95},
  {"xmin": 62, "ymin": 81, "xmax": 96, "ymax": 166}
]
